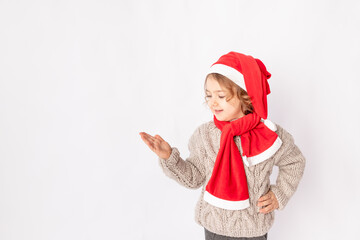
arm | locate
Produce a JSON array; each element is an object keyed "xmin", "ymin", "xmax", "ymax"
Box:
[
  {"xmin": 158, "ymin": 126, "xmax": 207, "ymax": 189},
  {"xmin": 270, "ymin": 125, "xmax": 306, "ymax": 210}
]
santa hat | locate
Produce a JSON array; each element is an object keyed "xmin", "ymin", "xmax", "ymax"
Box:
[
  {"xmin": 203, "ymin": 52, "xmax": 283, "ymax": 210},
  {"xmin": 207, "ymin": 51, "xmax": 273, "ymax": 125}
]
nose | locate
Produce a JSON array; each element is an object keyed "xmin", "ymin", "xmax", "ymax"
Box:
[{"xmin": 209, "ymin": 98, "xmax": 218, "ymax": 107}]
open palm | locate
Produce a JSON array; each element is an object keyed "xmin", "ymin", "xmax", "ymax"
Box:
[{"xmin": 139, "ymin": 132, "xmax": 172, "ymax": 160}]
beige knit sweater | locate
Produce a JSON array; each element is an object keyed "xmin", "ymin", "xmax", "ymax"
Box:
[{"xmin": 158, "ymin": 120, "xmax": 306, "ymax": 238}]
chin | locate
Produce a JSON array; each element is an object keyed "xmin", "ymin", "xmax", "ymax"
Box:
[{"xmin": 216, "ymin": 116, "xmax": 228, "ymax": 121}]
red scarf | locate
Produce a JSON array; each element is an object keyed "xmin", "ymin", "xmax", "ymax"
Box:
[{"xmin": 204, "ymin": 113, "xmax": 280, "ymax": 210}]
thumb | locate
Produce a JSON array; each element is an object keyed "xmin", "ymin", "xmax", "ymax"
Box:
[{"xmin": 154, "ymin": 134, "xmax": 165, "ymax": 141}]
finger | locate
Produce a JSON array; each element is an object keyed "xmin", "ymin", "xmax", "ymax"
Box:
[
  {"xmin": 142, "ymin": 138, "xmax": 155, "ymax": 150},
  {"xmin": 258, "ymin": 193, "xmax": 271, "ymax": 202},
  {"xmin": 140, "ymin": 132, "xmax": 155, "ymax": 140},
  {"xmin": 139, "ymin": 133, "xmax": 152, "ymax": 143},
  {"xmin": 154, "ymin": 134, "xmax": 165, "ymax": 142},
  {"xmin": 140, "ymin": 134, "xmax": 156, "ymax": 149},
  {"xmin": 140, "ymin": 132, "xmax": 157, "ymax": 143},
  {"xmin": 259, "ymin": 204, "xmax": 274, "ymax": 214},
  {"xmin": 258, "ymin": 199, "xmax": 272, "ymax": 207},
  {"xmin": 152, "ymin": 138, "xmax": 161, "ymax": 147}
]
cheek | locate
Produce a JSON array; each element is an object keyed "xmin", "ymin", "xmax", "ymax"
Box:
[
  {"xmin": 227, "ymin": 99, "xmax": 239, "ymax": 108},
  {"xmin": 228, "ymin": 101, "xmax": 242, "ymax": 112},
  {"xmin": 234, "ymin": 97, "xmax": 242, "ymax": 106}
]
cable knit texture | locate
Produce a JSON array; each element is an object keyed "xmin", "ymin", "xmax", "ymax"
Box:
[{"xmin": 158, "ymin": 120, "xmax": 306, "ymax": 238}]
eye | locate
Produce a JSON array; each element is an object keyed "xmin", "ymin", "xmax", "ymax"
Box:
[{"xmin": 219, "ymin": 96, "xmax": 225, "ymax": 99}]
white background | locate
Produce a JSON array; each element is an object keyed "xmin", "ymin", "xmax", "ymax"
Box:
[{"xmin": 1, "ymin": 0, "xmax": 359, "ymax": 239}]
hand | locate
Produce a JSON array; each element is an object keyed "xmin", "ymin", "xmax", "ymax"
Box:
[
  {"xmin": 257, "ymin": 190, "xmax": 279, "ymax": 214},
  {"xmin": 139, "ymin": 132, "xmax": 172, "ymax": 160}
]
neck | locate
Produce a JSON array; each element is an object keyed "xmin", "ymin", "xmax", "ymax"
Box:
[{"xmin": 230, "ymin": 113, "xmax": 246, "ymax": 122}]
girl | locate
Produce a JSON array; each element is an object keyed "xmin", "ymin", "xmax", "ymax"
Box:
[{"xmin": 139, "ymin": 51, "xmax": 306, "ymax": 240}]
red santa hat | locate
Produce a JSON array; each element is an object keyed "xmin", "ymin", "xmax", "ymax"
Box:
[{"xmin": 207, "ymin": 52, "xmax": 272, "ymax": 121}]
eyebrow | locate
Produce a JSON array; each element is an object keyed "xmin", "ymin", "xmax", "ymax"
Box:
[{"xmin": 205, "ymin": 89, "xmax": 225, "ymax": 93}]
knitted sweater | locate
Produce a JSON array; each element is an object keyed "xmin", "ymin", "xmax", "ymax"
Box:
[{"xmin": 158, "ymin": 120, "xmax": 306, "ymax": 238}]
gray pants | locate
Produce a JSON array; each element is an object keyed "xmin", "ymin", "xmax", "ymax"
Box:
[{"xmin": 204, "ymin": 228, "xmax": 268, "ymax": 240}]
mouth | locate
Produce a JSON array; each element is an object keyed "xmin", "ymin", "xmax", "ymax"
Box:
[{"xmin": 214, "ymin": 110, "xmax": 223, "ymax": 114}]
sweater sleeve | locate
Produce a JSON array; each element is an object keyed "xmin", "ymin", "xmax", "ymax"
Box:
[
  {"xmin": 270, "ymin": 125, "xmax": 306, "ymax": 211},
  {"xmin": 158, "ymin": 126, "xmax": 207, "ymax": 189}
]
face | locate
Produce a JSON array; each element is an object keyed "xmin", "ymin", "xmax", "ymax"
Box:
[{"xmin": 205, "ymin": 76, "xmax": 245, "ymax": 122}]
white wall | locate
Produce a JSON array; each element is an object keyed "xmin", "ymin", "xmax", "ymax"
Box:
[{"xmin": 1, "ymin": 0, "xmax": 359, "ymax": 239}]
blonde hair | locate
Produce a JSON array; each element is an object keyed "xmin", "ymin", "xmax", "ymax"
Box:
[{"xmin": 204, "ymin": 73, "xmax": 254, "ymax": 115}]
